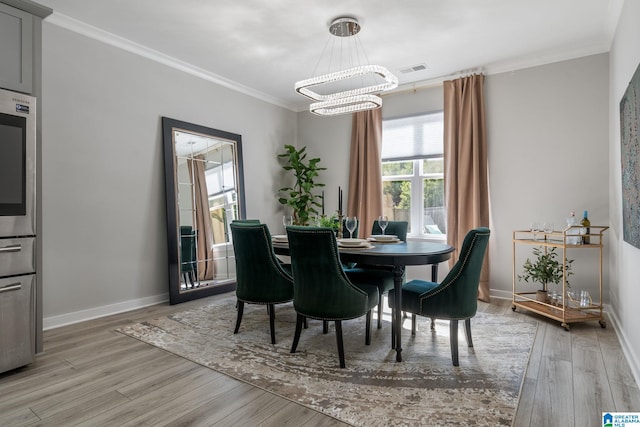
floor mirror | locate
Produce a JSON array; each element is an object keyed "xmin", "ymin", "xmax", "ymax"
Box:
[{"xmin": 162, "ymin": 117, "xmax": 246, "ymax": 304}]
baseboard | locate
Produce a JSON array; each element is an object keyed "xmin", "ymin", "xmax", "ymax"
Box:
[
  {"xmin": 43, "ymin": 293, "xmax": 169, "ymax": 330},
  {"xmin": 490, "ymin": 289, "xmax": 513, "ymax": 301},
  {"xmin": 604, "ymin": 309, "xmax": 640, "ymax": 391}
]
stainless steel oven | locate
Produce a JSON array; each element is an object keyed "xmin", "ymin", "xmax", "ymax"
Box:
[
  {"xmin": 0, "ymin": 87, "xmax": 36, "ymax": 373},
  {"xmin": 0, "ymin": 87, "xmax": 35, "ymax": 237}
]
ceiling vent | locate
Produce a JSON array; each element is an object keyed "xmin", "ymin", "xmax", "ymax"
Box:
[{"xmin": 399, "ymin": 63, "xmax": 429, "ymax": 74}]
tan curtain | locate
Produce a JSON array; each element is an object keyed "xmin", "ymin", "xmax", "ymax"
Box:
[
  {"xmin": 347, "ymin": 109, "xmax": 383, "ymax": 238},
  {"xmin": 188, "ymin": 156, "xmax": 215, "ymax": 281},
  {"xmin": 443, "ymin": 74, "xmax": 491, "ymax": 302}
]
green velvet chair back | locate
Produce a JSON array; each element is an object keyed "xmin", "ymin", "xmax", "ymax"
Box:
[
  {"xmin": 418, "ymin": 227, "xmax": 490, "ymax": 319},
  {"xmin": 232, "ymin": 219, "xmax": 261, "ymax": 224},
  {"xmin": 286, "ymin": 226, "xmax": 374, "ymax": 320},
  {"xmin": 230, "ymin": 223, "xmax": 293, "ymax": 304},
  {"xmin": 372, "ymin": 220, "xmax": 408, "ymax": 241}
]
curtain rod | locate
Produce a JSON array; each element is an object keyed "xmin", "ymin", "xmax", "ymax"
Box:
[{"xmin": 382, "ymin": 67, "xmax": 485, "ymax": 97}]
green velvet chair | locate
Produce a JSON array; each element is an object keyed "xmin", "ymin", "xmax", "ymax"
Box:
[
  {"xmin": 388, "ymin": 227, "xmax": 490, "ymax": 366},
  {"xmin": 230, "ymin": 222, "xmax": 294, "ymax": 344},
  {"xmin": 344, "ymin": 220, "xmax": 409, "ymax": 329},
  {"xmin": 286, "ymin": 226, "xmax": 379, "ymax": 368},
  {"xmin": 179, "ymin": 226, "xmax": 198, "ymax": 288}
]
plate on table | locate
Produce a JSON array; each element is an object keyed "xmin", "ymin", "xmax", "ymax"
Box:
[
  {"xmin": 337, "ymin": 238, "xmax": 371, "ymax": 248},
  {"xmin": 337, "ymin": 238, "xmax": 367, "ymax": 247},
  {"xmin": 369, "ymin": 235, "xmax": 400, "ymax": 243},
  {"xmin": 272, "ymin": 235, "xmax": 288, "ymax": 243}
]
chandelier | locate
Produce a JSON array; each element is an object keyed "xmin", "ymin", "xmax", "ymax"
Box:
[{"xmin": 295, "ymin": 17, "xmax": 398, "ymax": 116}]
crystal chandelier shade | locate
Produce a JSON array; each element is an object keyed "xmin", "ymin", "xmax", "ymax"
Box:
[
  {"xmin": 310, "ymin": 94, "xmax": 382, "ymax": 116},
  {"xmin": 295, "ymin": 17, "xmax": 398, "ymax": 116},
  {"xmin": 295, "ymin": 65, "xmax": 398, "ymax": 102}
]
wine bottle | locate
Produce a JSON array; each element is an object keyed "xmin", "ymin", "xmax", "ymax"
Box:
[{"xmin": 581, "ymin": 210, "xmax": 591, "ymax": 244}]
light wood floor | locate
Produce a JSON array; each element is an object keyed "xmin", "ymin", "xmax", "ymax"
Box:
[{"xmin": 1, "ymin": 293, "xmax": 638, "ymax": 427}]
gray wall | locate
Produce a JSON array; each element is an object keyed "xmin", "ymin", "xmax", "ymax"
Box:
[
  {"xmin": 486, "ymin": 54, "xmax": 609, "ymax": 299},
  {"xmin": 609, "ymin": 0, "xmax": 640, "ymax": 383},
  {"xmin": 41, "ymin": 23, "xmax": 296, "ymax": 327}
]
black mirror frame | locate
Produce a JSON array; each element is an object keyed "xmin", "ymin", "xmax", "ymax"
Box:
[{"xmin": 161, "ymin": 117, "xmax": 246, "ymax": 304}]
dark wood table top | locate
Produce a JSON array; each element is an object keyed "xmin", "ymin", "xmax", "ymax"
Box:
[{"xmin": 273, "ymin": 240, "xmax": 454, "ymax": 267}]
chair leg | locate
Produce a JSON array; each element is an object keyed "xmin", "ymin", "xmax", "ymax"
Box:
[
  {"xmin": 450, "ymin": 320, "xmax": 459, "ymax": 366},
  {"xmin": 335, "ymin": 320, "xmax": 346, "ymax": 368},
  {"xmin": 411, "ymin": 314, "xmax": 417, "ymax": 336},
  {"xmin": 430, "ymin": 317, "xmax": 436, "ymax": 331},
  {"xmin": 303, "ymin": 317, "xmax": 308, "ymax": 329},
  {"xmin": 234, "ymin": 300, "xmax": 244, "ymax": 334},
  {"xmin": 323, "ymin": 320, "xmax": 328, "ymax": 334},
  {"xmin": 290, "ymin": 314, "xmax": 304, "ymax": 353},
  {"xmin": 464, "ymin": 318, "xmax": 473, "ymax": 348},
  {"xmin": 377, "ymin": 294, "xmax": 383, "ymax": 329},
  {"xmin": 268, "ymin": 303, "xmax": 276, "ymax": 344},
  {"xmin": 365, "ymin": 310, "xmax": 372, "ymax": 345}
]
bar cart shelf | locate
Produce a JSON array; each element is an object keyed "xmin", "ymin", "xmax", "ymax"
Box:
[{"xmin": 512, "ymin": 226, "xmax": 608, "ymax": 331}]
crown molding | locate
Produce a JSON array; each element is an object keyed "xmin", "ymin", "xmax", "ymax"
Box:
[
  {"xmin": 2, "ymin": 0, "xmax": 52, "ymax": 18},
  {"xmin": 384, "ymin": 43, "xmax": 609, "ymax": 98},
  {"xmin": 45, "ymin": 12, "xmax": 298, "ymax": 112}
]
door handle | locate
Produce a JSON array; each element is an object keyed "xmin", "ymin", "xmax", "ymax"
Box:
[
  {"xmin": 0, "ymin": 283, "xmax": 21, "ymax": 293},
  {"xmin": 0, "ymin": 244, "xmax": 21, "ymax": 253}
]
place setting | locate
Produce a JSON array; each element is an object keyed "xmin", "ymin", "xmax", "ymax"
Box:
[
  {"xmin": 368, "ymin": 216, "xmax": 401, "ymax": 243},
  {"xmin": 336, "ymin": 238, "xmax": 373, "ymax": 249},
  {"xmin": 271, "ymin": 234, "xmax": 288, "ymax": 244},
  {"xmin": 272, "ymin": 215, "xmax": 293, "ymax": 243}
]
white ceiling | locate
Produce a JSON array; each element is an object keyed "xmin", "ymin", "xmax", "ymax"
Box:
[{"xmin": 37, "ymin": 0, "xmax": 622, "ymax": 112}]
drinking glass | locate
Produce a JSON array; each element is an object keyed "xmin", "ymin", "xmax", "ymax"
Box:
[
  {"xmin": 282, "ymin": 215, "xmax": 293, "ymax": 231},
  {"xmin": 530, "ymin": 222, "xmax": 540, "ymax": 241},
  {"xmin": 378, "ymin": 215, "xmax": 389, "ymax": 235},
  {"xmin": 345, "ymin": 217, "xmax": 357, "ymax": 239}
]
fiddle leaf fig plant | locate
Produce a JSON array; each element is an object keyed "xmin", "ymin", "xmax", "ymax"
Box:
[
  {"xmin": 518, "ymin": 246, "xmax": 574, "ymax": 291},
  {"xmin": 277, "ymin": 144, "xmax": 326, "ymax": 226}
]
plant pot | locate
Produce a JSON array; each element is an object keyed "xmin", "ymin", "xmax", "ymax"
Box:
[{"xmin": 536, "ymin": 290, "xmax": 548, "ymax": 303}]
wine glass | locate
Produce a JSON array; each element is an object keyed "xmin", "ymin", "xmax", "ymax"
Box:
[
  {"xmin": 282, "ymin": 215, "xmax": 293, "ymax": 231},
  {"xmin": 345, "ymin": 217, "xmax": 357, "ymax": 239},
  {"xmin": 378, "ymin": 215, "xmax": 389, "ymax": 235}
]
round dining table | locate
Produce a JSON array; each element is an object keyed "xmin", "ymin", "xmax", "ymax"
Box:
[{"xmin": 274, "ymin": 239, "xmax": 454, "ymax": 362}]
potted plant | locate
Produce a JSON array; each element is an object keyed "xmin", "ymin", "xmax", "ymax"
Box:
[
  {"xmin": 318, "ymin": 214, "xmax": 340, "ymax": 234},
  {"xmin": 518, "ymin": 246, "xmax": 574, "ymax": 302},
  {"xmin": 277, "ymin": 144, "xmax": 326, "ymax": 225}
]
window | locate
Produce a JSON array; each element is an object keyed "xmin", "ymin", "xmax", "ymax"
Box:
[{"xmin": 381, "ymin": 112, "xmax": 446, "ymax": 237}]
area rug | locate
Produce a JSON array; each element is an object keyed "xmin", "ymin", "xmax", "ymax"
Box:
[{"xmin": 118, "ymin": 297, "xmax": 537, "ymax": 426}]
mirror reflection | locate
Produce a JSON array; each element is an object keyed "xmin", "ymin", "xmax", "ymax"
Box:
[{"xmin": 162, "ymin": 117, "xmax": 245, "ymax": 304}]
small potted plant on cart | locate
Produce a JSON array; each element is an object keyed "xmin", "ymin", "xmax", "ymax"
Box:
[{"xmin": 518, "ymin": 246, "xmax": 574, "ymax": 303}]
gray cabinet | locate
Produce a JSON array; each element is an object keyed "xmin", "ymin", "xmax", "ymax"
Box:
[
  {"xmin": 0, "ymin": 274, "xmax": 35, "ymax": 372},
  {"xmin": 0, "ymin": 2, "xmax": 33, "ymax": 93}
]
